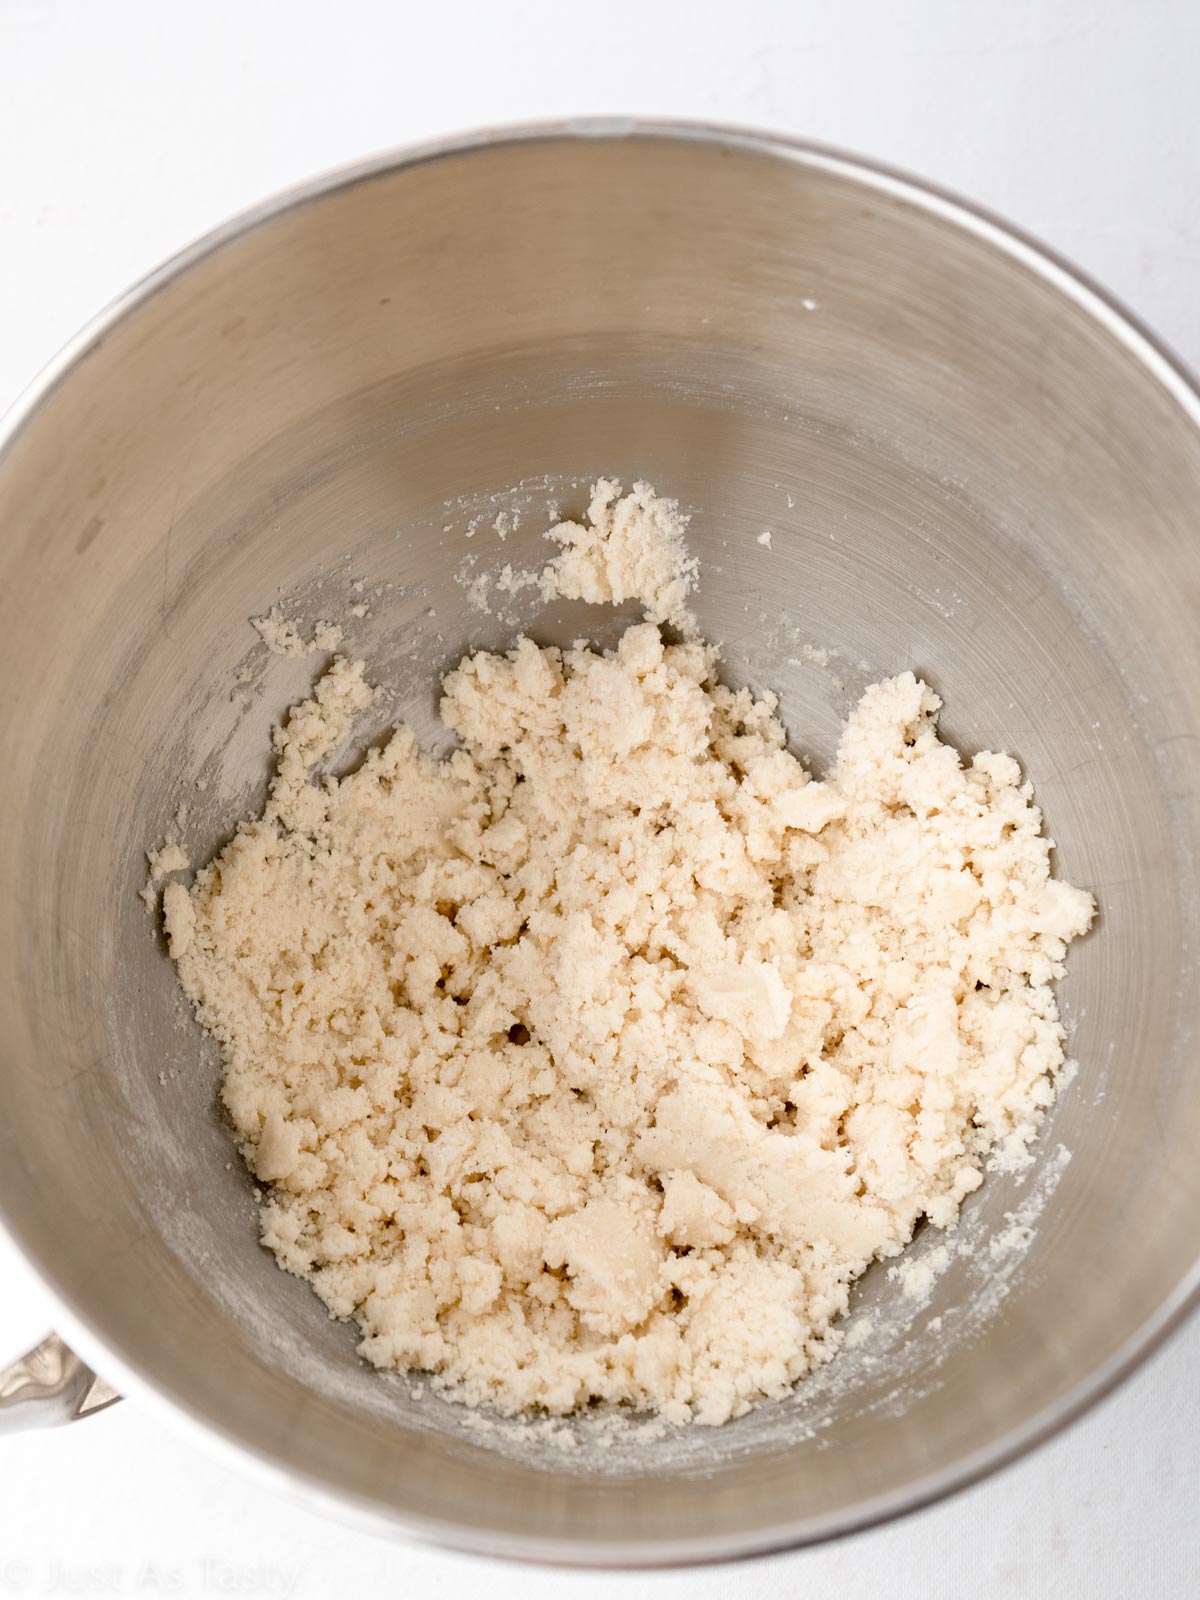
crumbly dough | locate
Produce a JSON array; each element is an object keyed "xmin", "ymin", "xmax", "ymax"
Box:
[
  {"xmin": 251, "ymin": 606, "xmax": 344, "ymax": 656},
  {"xmin": 167, "ymin": 483, "xmax": 1093, "ymax": 1425},
  {"xmin": 540, "ymin": 477, "xmax": 698, "ymax": 630},
  {"xmin": 464, "ymin": 477, "xmax": 699, "ymax": 630},
  {"xmin": 139, "ymin": 840, "xmax": 191, "ymax": 911}
]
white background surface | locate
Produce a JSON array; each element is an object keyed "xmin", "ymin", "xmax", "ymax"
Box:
[{"xmin": 2, "ymin": 1, "xmax": 1198, "ymax": 1594}]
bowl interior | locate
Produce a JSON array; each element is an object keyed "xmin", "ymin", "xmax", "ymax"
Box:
[{"xmin": 2, "ymin": 130, "xmax": 1200, "ymax": 1562}]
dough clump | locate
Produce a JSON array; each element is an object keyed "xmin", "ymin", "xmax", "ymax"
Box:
[{"xmin": 168, "ymin": 484, "xmax": 1093, "ymax": 1424}]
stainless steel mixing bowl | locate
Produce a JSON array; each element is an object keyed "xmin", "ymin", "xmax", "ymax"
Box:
[{"xmin": 2, "ymin": 121, "xmax": 1200, "ymax": 1566}]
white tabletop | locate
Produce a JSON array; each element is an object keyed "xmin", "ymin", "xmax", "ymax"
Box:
[{"xmin": 3, "ymin": 2, "xmax": 1198, "ymax": 1594}]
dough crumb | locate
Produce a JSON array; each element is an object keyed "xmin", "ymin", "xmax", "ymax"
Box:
[
  {"xmin": 890, "ymin": 1242, "xmax": 952, "ymax": 1301},
  {"xmin": 162, "ymin": 881, "xmax": 195, "ymax": 959},
  {"xmin": 165, "ymin": 484, "xmax": 1094, "ymax": 1427},
  {"xmin": 252, "ymin": 605, "xmax": 344, "ymax": 656},
  {"xmin": 141, "ymin": 838, "xmax": 190, "ymax": 912},
  {"xmin": 147, "ymin": 841, "xmax": 189, "ymax": 879},
  {"xmin": 456, "ymin": 479, "xmax": 698, "ymax": 632},
  {"xmin": 540, "ymin": 479, "xmax": 698, "ymax": 633}
]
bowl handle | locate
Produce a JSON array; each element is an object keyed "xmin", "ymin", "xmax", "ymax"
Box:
[{"xmin": 0, "ymin": 1334, "xmax": 120, "ymax": 1433}]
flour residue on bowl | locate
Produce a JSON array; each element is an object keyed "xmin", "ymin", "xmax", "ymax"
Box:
[{"xmin": 150, "ymin": 480, "xmax": 1095, "ymax": 1427}]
